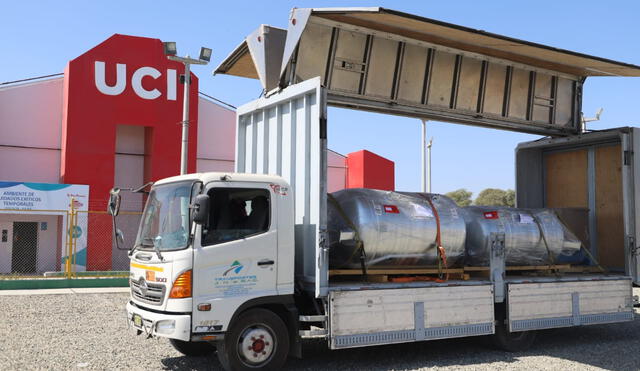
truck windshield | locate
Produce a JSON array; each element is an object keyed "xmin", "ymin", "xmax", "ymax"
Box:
[{"xmin": 135, "ymin": 181, "xmax": 193, "ymax": 251}]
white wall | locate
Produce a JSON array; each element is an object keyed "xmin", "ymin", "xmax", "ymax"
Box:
[
  {"xmin": 0, "ymin": 78, "xmax": 63, "ymax": 183},
  {"xmin": 197, "ymin": 158, "xmax": 235, "ymax": 173},
  {"xmin": 327, "ymin": 150, "xmax": 347, "ymax": 193},
  {"xmin": 0, "ymin": 147, "xmax": 60, "ymax": 183},
  {"xmin": 0, "ymin": 78, "xmax": 63, "ymax": 148},
  {"xmin": 196, "ymin": 96, "xmax": 236, "ymax": 172}
]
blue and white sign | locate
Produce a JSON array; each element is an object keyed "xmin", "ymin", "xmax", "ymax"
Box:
[
  {"xmin": 0, "ymin": 182, "xmax": 90, "ymax": 271},
  {"xmin": 0, "ymin": 182, "xmax": 89, "ymax": 211}
]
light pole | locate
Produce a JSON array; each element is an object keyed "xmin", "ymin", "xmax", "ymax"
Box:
[
  {"xmin": 427, "ymin": 137, "xmax": 433, "ymax": 193},
  {"xmin": 421, "ymin": 119, "xmax": 428, "ymax": 192},
  {"xmin": 163, "ymin": 42, "xmax": 212, "ymax": 175}
]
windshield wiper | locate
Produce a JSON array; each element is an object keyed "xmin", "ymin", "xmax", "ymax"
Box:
[{"xmin": 148, "ymin": 236, "xmax": 164, "ymax": 261}]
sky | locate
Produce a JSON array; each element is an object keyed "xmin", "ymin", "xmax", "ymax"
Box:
[{"xmin": 3, "ymin": 1, "xmax": 640, "ymax": 196}]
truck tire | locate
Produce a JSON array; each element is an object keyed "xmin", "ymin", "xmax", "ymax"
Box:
[
  {"xmin": 169, "ymin": 338, "xmax": 216, "ymax": 356},
  {"xmin": 492, "ymin": 322, "xmax": 536, "ymax": 352},
  {"xmin": 217, "ymin": 308, "xmax": 289, "ymax": 371}
]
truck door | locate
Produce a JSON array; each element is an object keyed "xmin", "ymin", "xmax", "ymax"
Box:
[
  {"xmin": 235, "ymin": 77, "xmax": 329, "ymax": 297},
  {"xmin": 192, "ymin": 182, "xmax": 279, "ymax": 332}
]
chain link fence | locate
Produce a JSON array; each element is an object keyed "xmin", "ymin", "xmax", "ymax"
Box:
[
  {"xmin": 0, "ymin": 209, "xmax": 68, "ymax": 278},
  {"xmin": 0, "ymin": 201, "xmax": 141, "ymax": 279},
  {"xmin": 76, "ymin": 210, "xmax": 141, "ymax": 273}
]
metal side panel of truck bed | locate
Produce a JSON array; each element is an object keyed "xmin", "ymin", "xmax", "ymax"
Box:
[
  {"xmin": 327, "ymin": 284, "xmax": 495, "ymax": 349},
  {"xmin": 507, "ymin": 277, "xmax": 634, "ymax": 332}
]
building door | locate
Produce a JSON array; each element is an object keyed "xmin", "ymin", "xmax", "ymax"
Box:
[
  {"xmin": 0, "ymin": 222, "xmax": 13, "ymax": 273},
  {"xmin": 12, "ymin": 222, "xmax": 38, "ymax": 273}
]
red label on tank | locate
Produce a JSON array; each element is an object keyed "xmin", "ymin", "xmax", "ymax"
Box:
[
  {"xmin": 383, "ymin": 205, "xmax": 399, "ymax": 214},
  {"xmin": 484, "ymin": 211, "xmax": 499, "ymax": 219}
]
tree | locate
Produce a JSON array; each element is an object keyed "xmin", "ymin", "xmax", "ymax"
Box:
[
  {"xmin": 474, "ymin": 188, "xmax": 515, "ymax": 207},
  {"xmin": 504, "ymin": 189, "xmax": 516, "ymax": 207},
  {"xmin": 445, "ymin": 188, "xmax": 473, "ymax": 207}
]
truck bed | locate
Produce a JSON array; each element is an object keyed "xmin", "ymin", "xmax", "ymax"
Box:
[{"xmin": 326, "ymin": 274, "xmax": 634, "ymax": 349}]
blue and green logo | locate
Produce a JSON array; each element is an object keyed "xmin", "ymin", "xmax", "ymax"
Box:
[
  {"xmin": 68, "ymin": 226, "xmax": 82, "ymax": 238},
  {"xmin": 223, "ymin": 260, "xmax": 244, "ymax": 276}
]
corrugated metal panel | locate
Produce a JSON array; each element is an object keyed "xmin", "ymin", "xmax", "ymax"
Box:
[
  {"xmin": 288, "ymin": 8, "xmax": 640, "ymax": 78},
  {"xmin": 507, "ymin": 279, "xmax": 634, "ymax": 332},
  {"xmin": 283, "ymin": 12, "xmax": 582, "ymax": 136},
  {"xmin": 236, "ymin": 77, "xmax": 328, "ymax": 297}
]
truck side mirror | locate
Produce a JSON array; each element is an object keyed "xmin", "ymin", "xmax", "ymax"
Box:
[
  {"xmin": 115, "ymin": 228, "xmax": 125, "ymax": 247},
  {"xmin": 108, "ymin": 188, "xmax": 121, "ymax": 216},
  {"xmin": 191, "ymin": 194, "xmax": 210, "ymax": 225}
]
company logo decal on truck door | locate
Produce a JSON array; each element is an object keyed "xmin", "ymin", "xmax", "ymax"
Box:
[{"xmin": 214, "ymin": 260, "xmax": 257, "ymax": 297}]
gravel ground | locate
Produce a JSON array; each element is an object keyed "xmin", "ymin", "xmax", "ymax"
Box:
[{"xmin": 0, "ymin": 290, "xmax": 638, "ymax": 371}]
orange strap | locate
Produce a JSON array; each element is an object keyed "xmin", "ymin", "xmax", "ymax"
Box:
[
  {"xmin": 424, "ymin": 195, "xmax": 449, "ymax": 281},
  {"xmin": 389, "ymin": 276, "xmax": 447, "ymax": 283}
]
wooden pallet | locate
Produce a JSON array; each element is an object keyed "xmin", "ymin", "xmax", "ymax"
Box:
[{"xmin": 329, "ymin": 264, "xmax": 573, "ymax": 276}]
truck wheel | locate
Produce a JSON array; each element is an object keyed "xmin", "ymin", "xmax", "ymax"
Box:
[
  {"xmin": 169, "ymin": 338, "xmax": 216, "ymax": 356},
  {"xmin": 493, "ymin": 322, "xmax": 536, "ymax": 352},
  {"xmin": 217, "ymin": 308, "xmax": 289, "ymax": 371}
]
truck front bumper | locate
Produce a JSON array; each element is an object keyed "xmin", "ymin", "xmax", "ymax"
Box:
[{"xmin": 126, "ymin": 301, "xmax": 191, "ymax": 341}]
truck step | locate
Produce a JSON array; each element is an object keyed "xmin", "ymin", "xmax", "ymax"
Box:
[
  {"xmin": 299, "ymin": 315, "xmax": 327, "ymax": 322},
  {"xmin": 299, "ymin": 329, "xmax": 328, "ymax": 338}
]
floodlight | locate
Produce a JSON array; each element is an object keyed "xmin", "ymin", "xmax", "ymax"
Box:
[
  {"xmin": 199, "ymin": 47, "xmax": 212, "ymax": 62},
  {"xmin": 163, "ymin": 41, "xmax": 177, "ymax": 56}
]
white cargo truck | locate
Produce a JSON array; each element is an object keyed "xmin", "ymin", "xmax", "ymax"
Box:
[{"xmin": 111, "ymin": 8, "xmax": 640, "ymax": 371}]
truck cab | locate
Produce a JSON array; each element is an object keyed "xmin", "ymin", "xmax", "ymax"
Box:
[{"xmin": 120, "ymin": 173, "xmax": 298, "ymax": 369}]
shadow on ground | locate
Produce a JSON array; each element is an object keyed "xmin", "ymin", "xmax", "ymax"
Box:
[{"xmin": 160, "ymin": 313, "xmax": 640, "ymax": 371}]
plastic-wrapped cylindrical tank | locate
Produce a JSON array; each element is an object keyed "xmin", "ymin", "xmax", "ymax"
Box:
[
  {"xmin": 462, "ymin": 206, "xmax": 583, "ymax": 266},
  {"xmin": 327, "ymin": 189, "xmax": 466, "ymax": 269}
]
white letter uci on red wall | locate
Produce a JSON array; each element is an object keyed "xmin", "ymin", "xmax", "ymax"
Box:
[
  {"xmin": 94, "ymin": 61, "xmax": 126, "ymax": 95},
  {"xmin": 132, "ymin": 66, "xmax": 161, "ymax": 100}
]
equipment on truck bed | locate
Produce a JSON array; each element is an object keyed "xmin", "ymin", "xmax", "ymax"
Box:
[{"xmin": 328, "ymin": 189, "xmax": 584, "ymax": 269}]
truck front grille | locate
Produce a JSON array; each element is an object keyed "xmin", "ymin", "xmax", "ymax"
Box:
[{"xmin": 131, "ymin": 278, "xmax": 166, "ymax": 306}]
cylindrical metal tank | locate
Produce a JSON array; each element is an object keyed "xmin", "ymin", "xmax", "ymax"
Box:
[
  {"xmin": 462, "ymin": 207, "xmax": 583, "ymax": 266},
  {"xmin": 327, "ymin": 189, "xmax": 467, "ymax": 269}
]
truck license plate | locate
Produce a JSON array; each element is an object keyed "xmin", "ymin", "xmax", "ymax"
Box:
[{"xmin": 132, "ymin": 314, "xmax": 143, "ymax": 328}]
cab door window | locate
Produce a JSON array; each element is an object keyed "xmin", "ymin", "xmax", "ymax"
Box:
[{"xmin": 202, "ymin": 188, "xmax": 270, "ymax": 246}]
